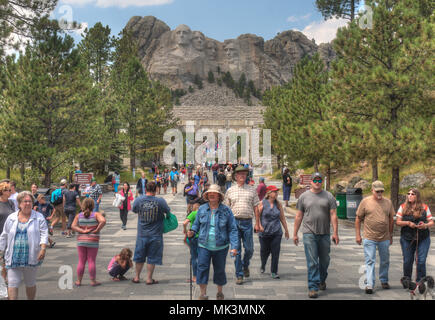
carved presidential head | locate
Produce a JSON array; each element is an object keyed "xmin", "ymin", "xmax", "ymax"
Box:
[{"xmin": 174, "ymin": 24, "xmax": 192, "ymax": 47}]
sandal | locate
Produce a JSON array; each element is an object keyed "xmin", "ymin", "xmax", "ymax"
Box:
[
  {"xmin": 132, "ymin": 278, "xmax": 140, "ymax": 284},
  {"xmin": 74, "ymin": 281, "xmax": 81, "ymax": 287},
  {"xmin": 146, "ymin": 279, "xmax": 159, "ymax": 285},
  {"xmin": 91, "ymin": 281, "xmax": 101, "ymax": 287},
  {"xmin": 119, "ymin": 276, "xmax": 128, "ymax": 281},
  {"xmin": 112, "ymin": 277, "xmax": 120, "ymax": 281}
]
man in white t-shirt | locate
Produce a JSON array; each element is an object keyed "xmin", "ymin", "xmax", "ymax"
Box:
[{"xmin": 8, "ymin": 181, "xmax": 18, "ymax": 211}]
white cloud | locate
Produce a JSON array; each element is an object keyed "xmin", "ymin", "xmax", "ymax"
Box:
[
  {"xmin": 60, "ymin": 0, "xmax": 173, "ymax": 8},
  {"xmin": 300, "ymin": 18, "xmax": 348, "ymax": 44},
  {"xmin": 286, "ymin": 13, "xmax": 312, "ymax": 23}
]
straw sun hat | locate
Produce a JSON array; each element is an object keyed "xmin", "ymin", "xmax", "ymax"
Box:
[{"xmin": 202, "ymin": 184, "xmax": 225, "ymax": 201}]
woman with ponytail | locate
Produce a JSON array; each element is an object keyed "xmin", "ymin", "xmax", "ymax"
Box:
[{"xmin": 71, "ymin": 198, "xmax": 106, "ymax": 286}]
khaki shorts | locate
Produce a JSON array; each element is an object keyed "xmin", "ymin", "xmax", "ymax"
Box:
[{"xmin": 54, "ymin": 204, "xmax": 66, "ymax": 218}]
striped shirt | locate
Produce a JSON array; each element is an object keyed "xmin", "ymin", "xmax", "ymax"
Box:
[
  {"xmin": 76, "ymin": 212, "xmax": 100, "ymax": 248},
  {"xmin": 396, "ymin": 203, "xmax": 432, "ymax": 220},
  {"xmin": 224, "ymin": 184, "xmax": 260, "ymax": 219}
]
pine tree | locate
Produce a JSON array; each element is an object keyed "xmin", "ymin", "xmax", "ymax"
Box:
[
  {"xmin": 331, "ymin": 0, "xmax": 434, "ymax": 209},
  {"xmin": 263, "ymin": 54, "xmax": 341, "ymax": 181},
  {"xmin": 207, "ymin": 70, "xmax": 215, "ymax": 83},
  {"xmin": 111, "ymin": 29, "xmax": 175, "ymax": 170},
  {"xmin": 0, "ymin": 19, "xmax": 98, "ymax": 186},
  {"xmin": 0, "ymin": 0, "xmax": 58, "ymax": 57},
  {"xmin": 315, "ymin": 0, "xmax": 362, "ymax": 21}
]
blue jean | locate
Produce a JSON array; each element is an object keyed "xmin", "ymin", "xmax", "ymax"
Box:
[
  {"xmin": 213, "ymin": 171, "xmax": 218, "ymax": 184},
  {"xmin": 93, "ymin": 199, "xmax": 99, "ymax": 212},
  {"xmin": 196, "ymin": 246, "xmax": 229, "ymax": 286},
  {"xmin": 225, "ymin": 181, "xmax": 232, "ymax": 191},
  {"xmin": 303, "ymin": 234, "xmax": 330, "ymax": 291},
  {"xmin": 234, "ymin": 219, "xmax": 254, "ymax": 278},
  {"xmin": 400, "ymin": 236, "xmax": 430, "ymax": 282},
  {"xmin": 363, "ymin": 239, "xmax": 390, "ymax": 288},
  {"xmin": 188, "ymin": 237, "xmax": 199, "ymax": 277}
]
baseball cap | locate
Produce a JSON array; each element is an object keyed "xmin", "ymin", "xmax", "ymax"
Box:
[
  {"xmin": 60, "ymin": 179, "xmax": 67, "ymax": 185},
  {"xmin": 266, "ymin": 185, "xmax": 279, "ymax": 193},
  {"xmin": 311, "ymin": 172, "xmax": 323, "ymax": 180},
  {"xmin": 372, "ymin": 180, "xmax": 385, "ymax": 192},
  {"xmin": 259, "ymin": 177, "xmax": 265, "ymax": 182}
]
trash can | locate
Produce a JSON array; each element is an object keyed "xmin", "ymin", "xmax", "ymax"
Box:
[
  {"xmin": 336, "ymin": 192, "xmax": 347, "ymax": 219},
  {"xmin": 346, "ymin": 188, "xmax": 363, "ymax": 220}
]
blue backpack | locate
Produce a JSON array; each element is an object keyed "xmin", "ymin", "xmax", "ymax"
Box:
[{"xmin": 50, "ymin": 188, "xmax": 63, "ymax": 206}]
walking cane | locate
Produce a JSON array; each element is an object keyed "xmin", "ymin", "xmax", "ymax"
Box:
[{"xmin": 190, "ymin": 248, "xmax": 193, "ymax": 300}]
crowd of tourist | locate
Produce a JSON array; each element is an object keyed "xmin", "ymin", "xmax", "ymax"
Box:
[{"xmin": 0, "ymin": 162, "xmax": 432, "ymax": 300}]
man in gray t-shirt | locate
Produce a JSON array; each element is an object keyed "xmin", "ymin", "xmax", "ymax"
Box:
[{"xmin": 293, "ymin": 173, "xmax": 339, "ymax": 299}]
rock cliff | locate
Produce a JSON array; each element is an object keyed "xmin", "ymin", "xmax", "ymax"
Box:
[{"xmin": 125, "ymin": 16, "xmax": 336, "ymax": 104}]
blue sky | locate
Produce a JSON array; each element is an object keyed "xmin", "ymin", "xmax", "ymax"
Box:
[{"xmin": 56, "ymin": 0, "xmax": 357, "ymax": 45}]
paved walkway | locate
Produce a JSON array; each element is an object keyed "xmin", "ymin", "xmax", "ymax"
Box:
[{"xmin": 16, "ymin": 179, "xmax": 435, "ymax": 300}]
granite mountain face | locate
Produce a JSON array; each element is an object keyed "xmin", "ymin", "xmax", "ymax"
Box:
[{"xmin": 125, "ymin": 16, "xmax": 336, "ymax": 98}]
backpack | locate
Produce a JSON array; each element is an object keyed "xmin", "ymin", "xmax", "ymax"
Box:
[{"xmin": 50, "ymin": 188, "xmax": 63, "ymax": 206}]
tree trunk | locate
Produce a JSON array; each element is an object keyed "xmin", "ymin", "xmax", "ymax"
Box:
[
  {"xmin": 351, "ymin": 0, "xmax": 355, "ymax": 21},
  {"xmin": 314, "ymin": 159, "xmax": 319, "ymax": 173},
  {"xmin": 130, "ymin": 144, "xmax": 136, "ymax": 170},
  {"xmin": 43, "ymin": 171, "xmax": 51, "ymax": 188},
  {"xmin": 391, "ymin": 167, "xmax": 400, "ymax": 211},
  {"xmin": 6, "ymin": 166, "xmax": 11, "ymax": 180},
  {"xmin": 326, "ymin": 163, "xmax": 331, "ymax": 191},
  {"xmin": 371, "ymin": 158, "xmax": 378, "ymax": 181},
  {"xmin": 20, "ymin": 163, "xmax": 25, "ymax": 185}
]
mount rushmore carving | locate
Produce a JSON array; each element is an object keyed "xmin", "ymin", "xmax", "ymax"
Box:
[{"xmin": 125, "ymin": 16, "xmax": 335, "ymax": 91}]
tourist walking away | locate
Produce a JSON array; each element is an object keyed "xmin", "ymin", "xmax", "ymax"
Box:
[
  {"xmin": 71, "ymin": 198, "xmax": 106, "ymax": 287},
  {"xmin": 108, "ymin": 248, "xmax": 133, "ymax": 281},
  {"xmin": 136, "ymin": 170, "xmax": 148, "ymax": 197},
  {"xmin": 396, "ymin": 188, "xmax": 433, "ymax": 283},
  {"xmin": 113, "ymin": 171, "xmax": 121, "ymax": 193},
  {"xmin": 64, "ymin": 184, "xmax": 81, "ymax": 238},
  {"xmin": 212, "ymin": 161, "xmax": 220, "ymax": 184},
  {"xmin": 184, "ymin": 177, "xmax": 199, "ymax": 214},
  {"xmin": 224, "ymin": 165, "xmax": 233, "ymax": 191},
  {"xmin": 183, "ymin": 199, "xmax": 201, "ymax": 283},
  {"xmin": 187, "ymin": 164, "xmax": 193, "ymax": 180},
  {"xmin": 258, "ymin": 185, "xmax": 289, "ymax": 279},
  {"xmin": 217, "ymin": 169, "xmax": 227, "ymax": 194},
  {"xmin": 180, "ymin": 167, "xmax": 186, "ymax": 184},
  {"xmin": 170, "ymin": 167, "xmax": 179, "ymax": 196},
  {"xmin": 162, "ymin": 168, "xmax": 169, "ymax": 194},
  {"xmin": 0, "ymin": 191, "xmax": 48, "ymax": 300},
  {"xmin": 293, "ymin": 172, "xmax": 339, "ymax": 298},
  {"xmin": 34, "ymin": 194, "xmax": 56, "ymax": 248},
  {"xmin": 355, "ymin": 180, "xmax": 395, "ymax": 294},
  {"xmin": 0, "ymin": 182, "xmax": 15, "ymax": 234},
  {"xmin": 282, "ymin": 168, "xmax": 292, "ymax": 207},
  {"xmin": 119, "ymin": 182, "xmax": 134, "ymax": 230},
  {"xmin": 8, "ymin": 181, "xmax": 18, "ymax": 211},
  {"xmin": 224, "ymin": 166, "xmax": 261, "ymax": 285},
  {"xmin": 256, "ymin": 177, "xmax": 267, "ymax": 201},
  {"xmin": 188, "ymin": 184, "xmax": 238, "ymax": 300},
  {"xmin": 50, "ymin": 179, "xmax": 68, "ymax": 235},
  {"xmin": 88, "ymin": 178, "xmax": 103, "ymax": 213},
  {"xmin": 154, "ymin": 169, "xmax": 162, "ymax": 195},
  {"xmin": 30, "ymin": 184, "xmax": 39, "ymax": 206},
  {"xmin": 132, "ymin": 181, "xmax": 171, "ymax": 285}
]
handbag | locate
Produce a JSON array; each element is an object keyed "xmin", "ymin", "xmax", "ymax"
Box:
[
  {"xmin": 112, "ymin": 193, "xmax": 125, "ymax": 208},
  {"xmin": 163, "ymin": 212, "xmax": 178, "ymax": 233}
]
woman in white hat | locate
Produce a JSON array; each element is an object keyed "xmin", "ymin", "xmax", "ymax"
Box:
[{"xmin": 188, "ymin": 184, "xmax": 238, "ymax": 300}]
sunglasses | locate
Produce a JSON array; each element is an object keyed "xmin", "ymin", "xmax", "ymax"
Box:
[
  {"xmin": 2, "ymin": 189, "xmax": 11, "ymax": 192},
  {"xmin": 407, "ymin": 193, "xmax": 416, "ymax": 196},
  {"xmin": 376, "ymin": 190, "xmax": 384, "ymax": 193},
  {"xmin": 312, "ymin": 180, "xmax": 323, "ymax": 184}
]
